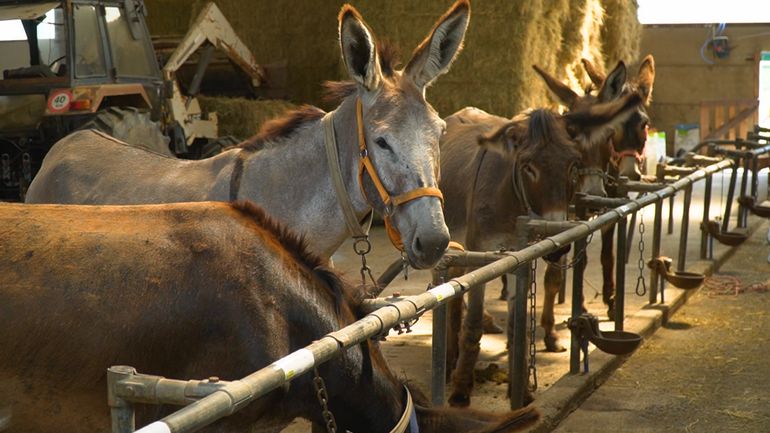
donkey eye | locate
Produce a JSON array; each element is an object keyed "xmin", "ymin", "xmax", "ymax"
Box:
[
  {"xmin": 523, "ymin": 164, "xmax": 536, "ymax": 178},
  {"xmin": 375, "ymin": 137, "xmax": 392, "ymax": 152}
]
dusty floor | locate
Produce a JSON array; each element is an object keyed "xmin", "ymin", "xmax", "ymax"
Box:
[{"xmin": 553, "ymin": 220, "xmax": 770, "ymax": 433}]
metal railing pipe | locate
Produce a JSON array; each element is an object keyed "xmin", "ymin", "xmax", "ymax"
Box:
[{"xmin": 677, "ymin": 183, "xmax": 693, "ymax": 272}]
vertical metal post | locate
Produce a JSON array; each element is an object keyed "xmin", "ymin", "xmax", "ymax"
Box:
[
  {"xmin": 677, "ymin": 184, "xmax": 693, "ymax": 272},
  {"xmin": 625, "ymin": 209, "xmax": 637, "ymax": 264},
  {"xmin": 649, "ymin": 196, "xmax": 663, "ymax": 304},
  {"xmin": 569, "ymin": 237, "xmax": 586, "ymax": 374},
  {"xmin": 751, "ymin": 154, "xmax": 759, "ymax": 200},
  {"xmin": 107, "ymin": 366, "xmax": 136, "ymax": 433},
  {"xmin": 701, "ymin": 174, "xmax": 713, "ymax": 260},
  {"xmin": 558, "ymin": 261, "xmax": 567, "ymax": 304},
  {"xmin": 430, "ymin": 269, "xmax": 448, "ymax": 406},
  {"xmin": 667, "ymin": 195, "xmax": 675, "ymax": 235},
  {"xmin": 738, "ymin": 155, "xmax": 750, "ymax": 228},
  {"xmin": 722, "ymin": 160, "xmax": 739, "ymax": 233},
  {"xmin": 509, "ymin": 221, "xmax": 530, "ymax": 409},
  {"xmin": 615, "ymin": 216, "xmax": 627, "ymax": 331}
]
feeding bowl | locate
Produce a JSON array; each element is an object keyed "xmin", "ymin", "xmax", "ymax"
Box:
[
  {"xmin": 590, "ymin": 331, "xmax": 642, "ymax": 355},
  {"xmin": 665, "ymin": 270, "xmax": 705, "ymax": 290}
]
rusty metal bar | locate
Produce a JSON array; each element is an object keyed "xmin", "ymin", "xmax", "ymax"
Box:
[
  {"xmin": 721, "ymin": 160, "xmax": 739, "ymax": 233},
  {"xmin": 130, "ymin": 157, "xmax": 740, "ymax": 433}
]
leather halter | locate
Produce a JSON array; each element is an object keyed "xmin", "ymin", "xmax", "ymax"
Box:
[
  {"xmin": 388, "ymin": 385, "xmax": 419, "ymax": 433},
  {"xmin": 324, "ymin": 97, "xmax": 444, "ymax": 251}
]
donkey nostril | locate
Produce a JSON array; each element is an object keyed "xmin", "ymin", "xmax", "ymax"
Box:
[{"xmin": 414, "ymin": 236, "xmax": 423, "ymax": 254}]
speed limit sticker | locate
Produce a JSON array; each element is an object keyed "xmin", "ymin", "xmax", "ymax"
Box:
[{"xmin": 47, "ymin": 90, "xmax": 72, "ymax": 113}]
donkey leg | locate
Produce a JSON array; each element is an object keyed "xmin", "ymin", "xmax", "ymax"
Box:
[
  {"xmin": 601, "ymin": 227, "xmax": 616, "ymax": 321},
  {"xmin": 449, "ymin": 283, "xmax": 485, "ymax": 407},
  {"xmin": 542, "ymin": 262, "xmax": 566, "ymax": 352}
]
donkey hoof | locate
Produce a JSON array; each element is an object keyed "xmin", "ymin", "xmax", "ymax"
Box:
[
  {"xmin": 607, "ymin": 307, "xmax": 616, "ymax": 322},
  {"xmin": 544, "ymin": 336, "xmax": 566, "ymax": 353},
  {"xmin": 448, "ymin": 392, "xmax": 471, "ymax": 408},
  {"xmin": 482, "ymin": 318, "xmax": 504, "ymax": 334},
  {"xmin": 499, "ymin": 286, "xmax": 508, "ymax": 300}
]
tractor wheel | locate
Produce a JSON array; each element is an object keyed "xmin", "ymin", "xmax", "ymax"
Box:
[
  {"xmin": 79, "ymin": 107, "xmax": 173, "ymax": 157},
  {"xmin": 196, "ymin": 135, "xmax": 240, "ymax": 159}
]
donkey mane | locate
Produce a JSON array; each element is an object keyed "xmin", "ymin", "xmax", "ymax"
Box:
[
  {"xmin": 323, "ymin": 41, "xmax": 400, "ymax": 103},
  {"xmin": 518, "ymin": 109, "xmax": 578, "ymax": 162},
  {"xmin": 234, "ymin": 105, "xmax": 326, "ymax": 152},
  {"xmin": 229, "ymin": 201, "xmax": 346, "ymax": 312}
]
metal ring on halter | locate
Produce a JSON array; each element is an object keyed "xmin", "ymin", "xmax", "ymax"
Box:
[{"xmin": 353, "ymin": 237, "xmax": 372, "ymax": 255}]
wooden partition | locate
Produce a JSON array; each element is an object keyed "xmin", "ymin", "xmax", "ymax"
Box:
[{"xmin": 699, "ymin": 99, "xmax": 759, "ymax": 142}]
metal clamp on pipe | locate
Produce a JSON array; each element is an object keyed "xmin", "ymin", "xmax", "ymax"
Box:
[{"xmin": 646, "ymin": 256, "xmax": 704, "ymax": 290}]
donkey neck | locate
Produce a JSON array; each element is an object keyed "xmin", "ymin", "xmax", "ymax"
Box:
[
  {"xmin": 236, "ymin": 97, "xmax": 372, "ymax": 259},
  {"xmin": 465, "ymin": 152, "xmax": 529, "ymax": 251}
]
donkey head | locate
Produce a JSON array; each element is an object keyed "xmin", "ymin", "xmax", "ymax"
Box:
[
  {"xmin": 533, "ymin": 56, "xmax": 655, "ymax": 193},
  {"xmin": 335, "ymin": 2, "xmax": 469, "ymax": 269},
  {"xmin": 477, "ymin": 110, "xmax": 582, "ymax": 222},
  {"xmin": 582, "ymin": 55, "xmax": 656, "ymax": 182}
]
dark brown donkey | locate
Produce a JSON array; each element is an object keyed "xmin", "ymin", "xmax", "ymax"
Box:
[
  {"xmin": 534, "ymin": 55, "xmax": 656, "ymax": 320},
  {"xmin": 439, "ymin": 92, "xmax": 643, "ymax": 407},
  {"xmin": 0, "ymin": 201, "xmax": 538, "ymax": 433}
]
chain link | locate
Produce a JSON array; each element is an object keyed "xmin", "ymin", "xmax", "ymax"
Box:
[
  {"xmin": 635, "ymin": 208, "xmax": 647, "ymax": 296},
  {"xmin": 527, "ymin": 258, "xmax": 538, "ymax": 392},
  {"xmin": 353, "ymin": 237, "xmax": 377, "ymax": 289},
  {"xmin": 312, "ymin": 367, "xmax": 337, "ymax": 433}
]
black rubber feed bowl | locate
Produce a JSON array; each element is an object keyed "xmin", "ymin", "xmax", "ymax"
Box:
[
  {"xmin": 713, "ymin": 231, "xmax": 748, "ymax": 246},
  {"xmin": 665, "ymin": 271, "xmax": 705, "ymax": 290},
  {"xmin": 591, "ymin": 331, "xmax": 642, "ymax": 355}
]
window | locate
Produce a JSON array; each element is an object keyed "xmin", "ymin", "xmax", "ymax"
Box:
[
  {"xmin": 73, "ymin": 4, "xmax": 106, "ymax": 78},
  {"xmin": 760, "ymin": 52, "xmax": 770, "ymax": 128},
  {"xmin": 104, "ymin": 6, "xmax": 155, "ymax": 78},
  {"xmin": 638, "ymin": 0, "xmax": 770, "ymax": 25},
  {"xmin": 0, "ymin": 7, "xmax": 58, "ymax": 42}
]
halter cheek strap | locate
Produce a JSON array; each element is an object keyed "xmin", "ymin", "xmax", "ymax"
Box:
[{"xmin": 354, "ymin": 98, "xmax": 444, "ymax": 251}]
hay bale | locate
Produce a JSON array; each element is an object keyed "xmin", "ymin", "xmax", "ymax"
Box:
[
  {"xmin": 197, "ymin": 97, "xmax": 297, "ymax": 140},
  {"xmin": 601, "ymin": 0, "xmax": 642, "ymax": 67},
  {"xmin": 145, "ymin": 0, "xmax": 642, "ymax": 120}
]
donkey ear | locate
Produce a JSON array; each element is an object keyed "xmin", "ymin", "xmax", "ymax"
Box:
[
  {"xmin": 338, "ymin": 5, "xmax": 382, "ymax": 91},
  {"xmin": 477, "ymin": 121, "xmax": 523, "ymax": 156},
  {"xmin": 637, "ymin": 54, "xmax": 655, "ymax": 104},
  {"xmin": 581, "ymin": 58, "xmax": 606, "ymax": 86},
  {"xmin": 404, "ymin": 0, "xmax": 470, "ymax": 89},
  {"xmin": 532, "ymin": 64, "xmax": 579, "ymax": 108},
  {"xmin": 596, "ymin": 61, "xmax": 626, "ymax": 102}
]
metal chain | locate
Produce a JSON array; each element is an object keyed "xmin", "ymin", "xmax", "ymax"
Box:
[
  {"xmin": 353, "ymin": 237, "xmax": 377, "ymax": 289},
  {"xmin": 312, "ymin": 367, "xmax": 337, "ymax": 433},
  {"xmin": 635, "ymin": 208, "xmax": 647, "ymax": 296},
  {"xmin": 527, "ymin": 258, "xmax": 538, "ymax": 392},
  {"xmin": 401, "ymin": 251, "xmax": 409, "ymax": 280}
]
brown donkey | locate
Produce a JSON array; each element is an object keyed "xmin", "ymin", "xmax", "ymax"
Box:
[
  {"xmin": 439, "ymin": 91, "xmax": 644, "ymax": 407},
  {"xmin": 534, "ymin": 55, "xmax": 656, "ymax": 321}
]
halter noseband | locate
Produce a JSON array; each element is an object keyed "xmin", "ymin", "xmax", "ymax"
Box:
[{"xmin": 353, "ymin": 98, "xmax": 444, "ymax": 251}]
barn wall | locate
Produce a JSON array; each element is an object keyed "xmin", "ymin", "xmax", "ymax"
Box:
[
  {"xmin": 144, "ymin": 0, "xmax": 640, "ymax": 119},
  {"xmin": 640, "ymin": 24, "xmax": 770, "ymax": 151}
]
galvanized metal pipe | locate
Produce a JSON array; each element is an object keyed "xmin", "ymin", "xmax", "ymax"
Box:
[
  {"xmin": 738, "ymin": 155, "xmax": 750, "ymax": 228},
  {"xmin": 509, "ymin": 222, "xmax": 530, "ymax": 409},
  {"xmin": 133, "ymin": 158, "xmax": 737, "ymax": 433}
]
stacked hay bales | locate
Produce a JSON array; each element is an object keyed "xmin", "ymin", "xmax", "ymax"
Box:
[
  {"xmin": 144, "ymin": 0, "xmax": 640, "ymax": 122},
  {"xmin": 197, "ymin": 97, "xmax": 296, "ymax": 139}
]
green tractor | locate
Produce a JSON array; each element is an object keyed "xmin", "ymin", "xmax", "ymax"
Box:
[{"xmin": 0, "ymin": 0, "xmax": 263, "ymax": 200}]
